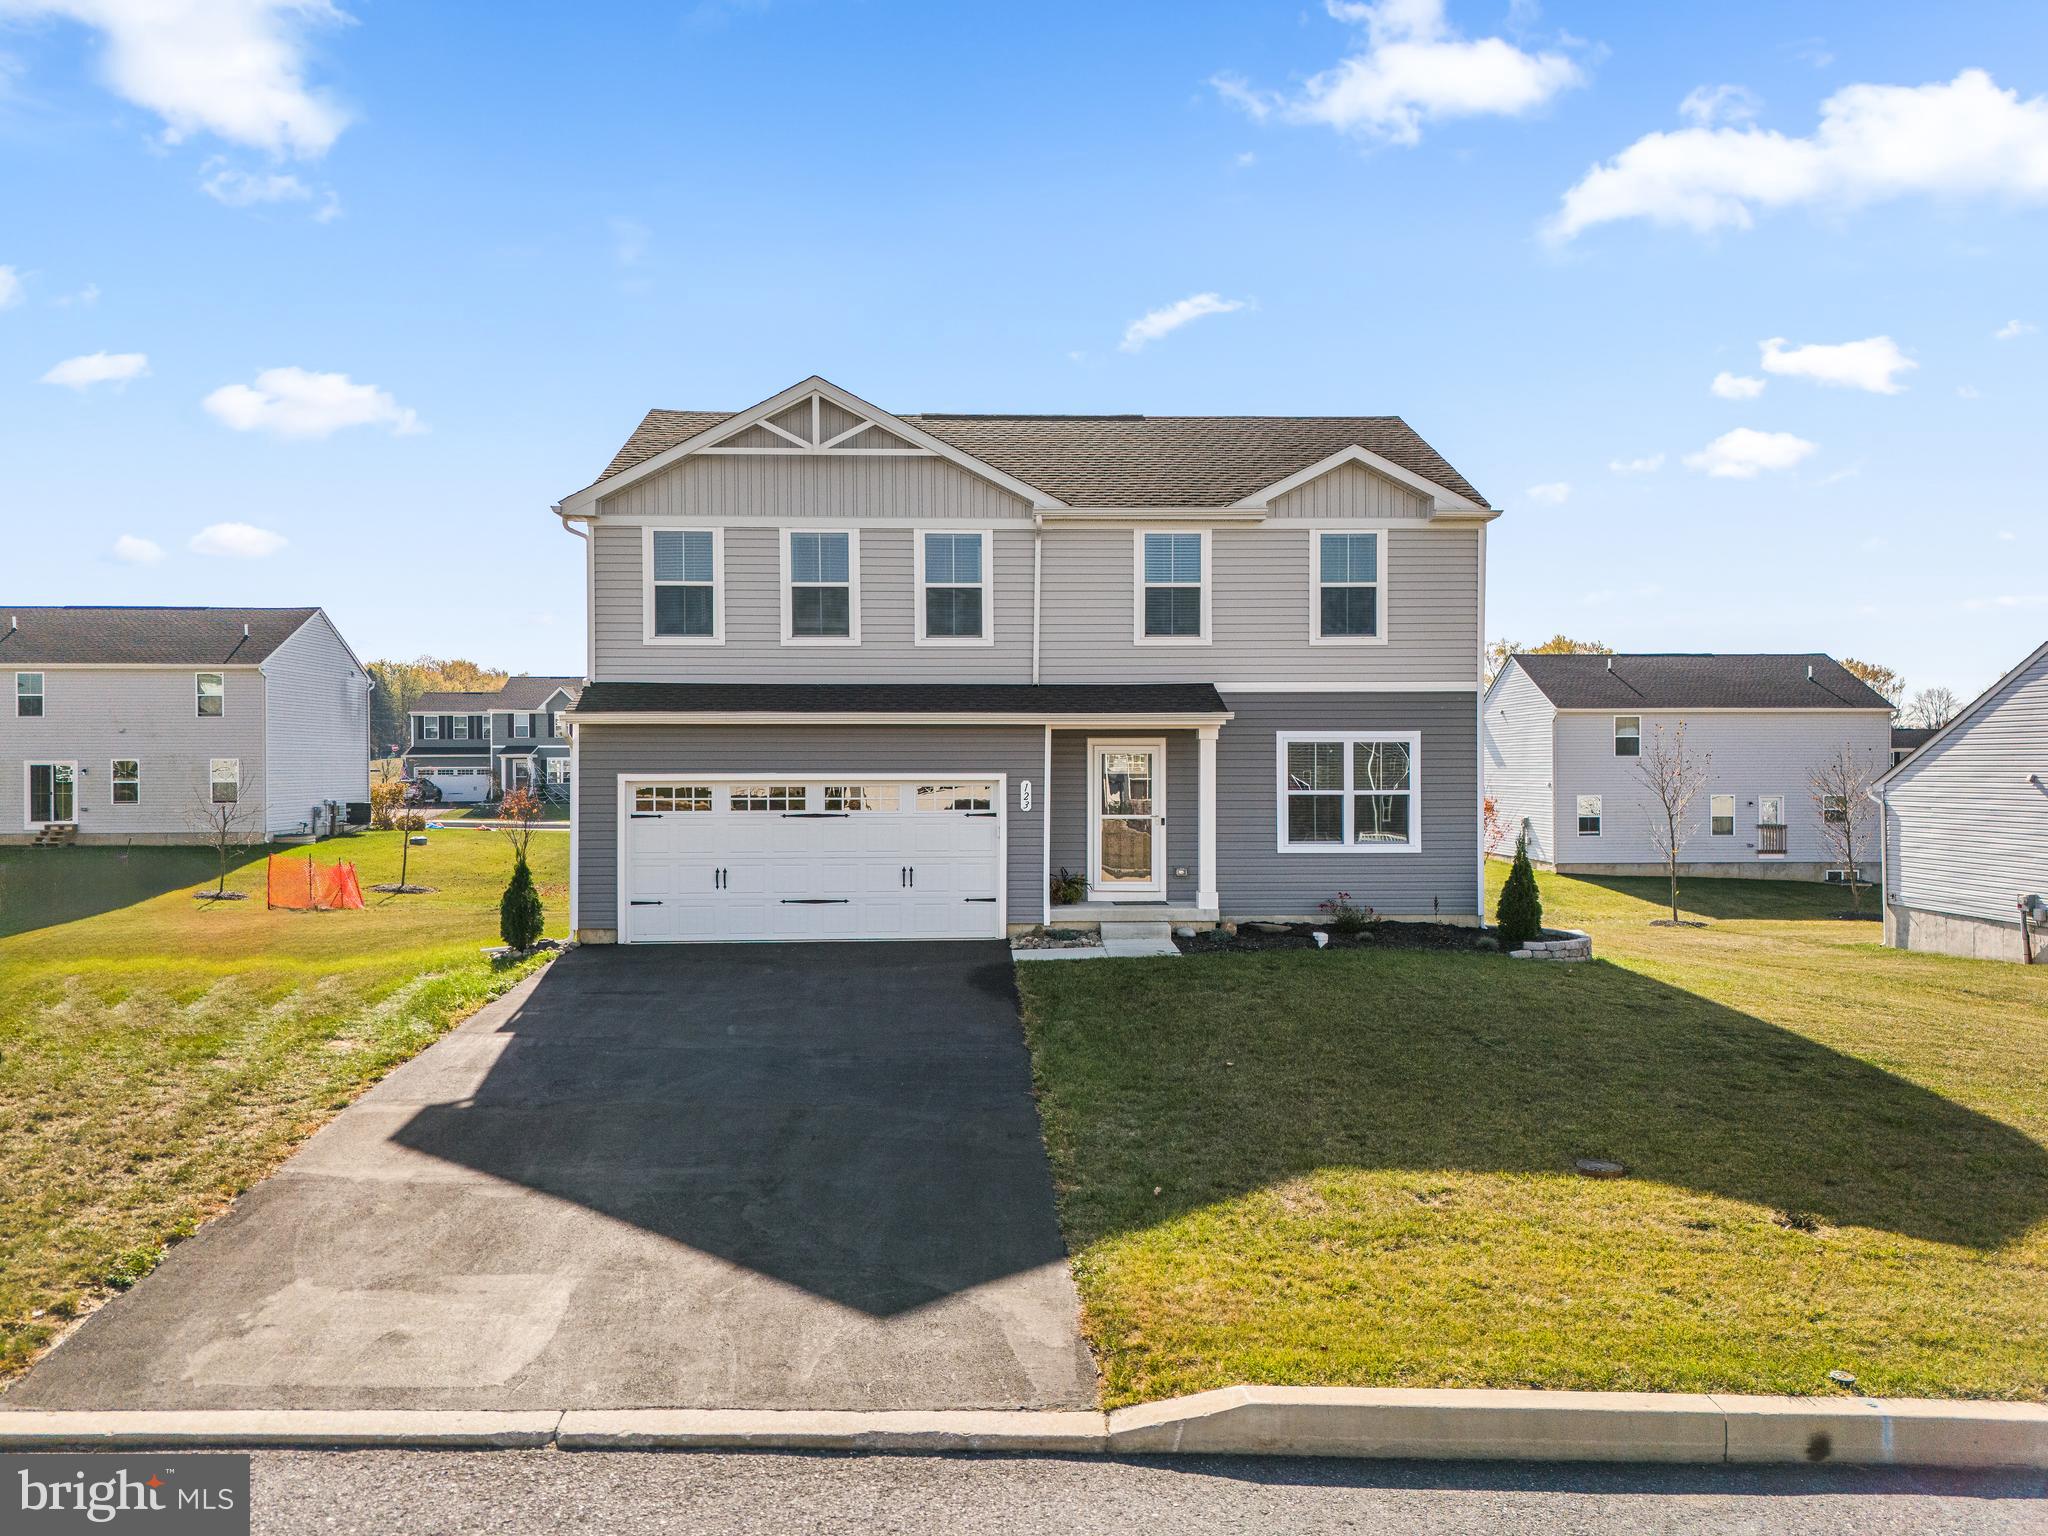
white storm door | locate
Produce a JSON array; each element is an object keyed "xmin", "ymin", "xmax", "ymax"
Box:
[{"xmin": 1088, "ymin": 741, "xmax": 1165, "ymax": 900}]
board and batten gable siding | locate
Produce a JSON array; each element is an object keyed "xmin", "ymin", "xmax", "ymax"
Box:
[
  {"xmin": 1037, "ymin": 524, "xmax": 1478, "ymax": 688},
  {"xmin": 593, "ymin": 520, "xmax": 1037, "ymax": 682},
  {"xmin": 1550, "ymin": 709, "xmax": 1891, "ymax": 868},
  {"xmin": 2, "ymin": 666, "xmax": 266, "ymax": 836},
  {"xmin": 1266, "ymin": 460, "xmax": 1432, "ymax": 521},
  {"xmin": 1481, "ymin": 660, "xmax": 1557, "ymax": 862},
  {"xmin": 1216, "ymin": 691, "xmax": 1478, "ymax": 918},
  {"xmin": 260, "ymin": 612, "xmax": 370, "ymax": 836},
  {"xmin": 1885, "ymin": 646, "xmax": 2048, "ymax": 928},
  {"xmin": 596, "ymin": 452, "xmax": 1032, "ymax": 523},
  {"xmin": 574, "ymin": 723, "xmax": 1046, "ymax": 933}
]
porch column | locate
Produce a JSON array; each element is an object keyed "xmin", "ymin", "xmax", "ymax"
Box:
[{"xmin": 1197, "ymin": 724, "xmax": 1220, "ymax": 912}]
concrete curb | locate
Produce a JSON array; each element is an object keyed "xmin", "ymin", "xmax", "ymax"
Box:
[{"xmin": 0, "ymin": 1391, "xmax": 2042, "ymax": 1467}]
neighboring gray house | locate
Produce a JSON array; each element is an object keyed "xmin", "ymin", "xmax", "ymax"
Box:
[
  {"xmin": 553, "ymin": 375, "xmax": 1496, "ymax": 944},
  {"xmin": 1873, "ymin": 640, "xmax": 2048, "ymax": 962},
  {"xmin": 2, "ymin": 606, "xmax": 370, "ymax": 844},
  {"xmin": 401, "ymin": 675, "xmax": 579, "ymax": 801},
  {"xmin": 1484, "ymin": 653, "xmax": 1893, "ymax": 880}
]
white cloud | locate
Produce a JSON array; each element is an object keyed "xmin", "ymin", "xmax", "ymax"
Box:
[
  {"xmin": 1962, "ymin": 593, "xmax": 2048, "ymax": 611},
  {"xmin": 201, "ymin": 161, "xmax": 311, "ymax": 206},
  {"xmin": 41, "ymin": 349, "xmax": 149, "ymax": 388},
  {"xmin": 1759, "ymin": 334, "xmax": 1915, "ymax": 393},
  {"xmin": 1994, "ymin": 318, "xmax": 2035, "ymax": 340},
  {"xmin": 190, "ymin": 521, "xmax": 287, "ymax": 558},
  {"xmin": 1682, "ymin": 427, "xmax": 1818, "ymax": 479},
  {"xmin": 1710, "ymin": 371, "xmax": 1766, "ymax": 399},
  {"xmin": 1119, "ymin": 292, "xmax": 1247, "ymax": 352},
  {"xmin": 202, "ymin": 366, "xmax": 421, "ymax": 438},
  {"xmin": 1679, "ymin": 84, "xmax": 1760, "ymax": 128},
  {"xmin": 1524, "ymin": 480, "xmax": 1570, "ymax": 504},
  {"xmin": 1957, "ymin": 384, "xmax": 1981, "ymax": 399},
  {"xmin": 111, "ymin": 533, "xmax": 163, "ymax": 564},
  {"xmin": 0, "ymin": 265, "xmax": 21, "ymax": 308},
  {"xmin": 1548, "ymin": 69, "xmax": 2048, "ymax": 242},
  {"xmin": 1608, "ymin": 453, "xmax": 1664, "ymax": 473},
  {"xmin": 1997, "ymin": 530, "xmax": 2017, "ymax": 541},
  {"xmin": 1213, "ymin": 0, "xmax": 1584, "ymax": 148},
  {"xmin": 51, "ymin": 281, "xmax": 99, "ymax": 307},
  {"xmin": 1234, "ymin": 150, "xmax": 1257, "ymax": 167},
  {"xmin": 0, "ymin": 0, "xmax": 353, "ymax": 157}
]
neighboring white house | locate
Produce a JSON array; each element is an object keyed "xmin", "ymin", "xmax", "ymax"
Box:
[
  {"xmin": 2, "ymin": 606, "xmax": 371, "ymax": 844},
  {"xmin": 1484, "ymin": 653, "xmax": 1894, "ymax": 880},
  {"xmin": 1873, "ymin": 640, "xmax": 2048, "ymax": 963}
]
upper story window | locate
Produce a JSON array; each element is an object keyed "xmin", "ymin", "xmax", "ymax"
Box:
[
  {"xmin": 1276, "ymin": 731, "xmax": 1419, "ymax": 852},
  {"xmin": 918, "ymin": 531, "xmax": 990, "ymax": 644},
  {"xmin": 112, "ymin": 759, "xmax": 141, "ymax": 804},
  {"xmin": 1710, "ymin": 793, "xmax": 1735, "ymax": 836},
  {"xmin": 1136, "ymin": 531, "xmax": 1208, "ymax": 643},
  {"xmin": 419, "ymin": 715, "xmax": 439, "ymax": 740},
  {"xmin": 15, "ymin": 672, "xmax": 43, "ymax": 717},
  {"xmin": 647, "ymin": 528, "xmax": 721, "ymax": 642},
  {"xmin": 784, "ymin": 530, "xmax": 859, "ymax": 643},
  {"xmin": 196, "ymin": 672, "xmax": 224, "ymax": 718},
  {"xmin": 512, "ymin": 713, "xmax": 532, "ymax": 739},
  {"xmin": 451, "ymin": 716, "xmax": 470, "ymax": 740},
  {"xmin": 1313, "ymin": 531, "xmax": 1382, "ymax": 642},
  {"xmin": 1613, "ymin": 715, "xmax": 1641, "ymax": 756}
]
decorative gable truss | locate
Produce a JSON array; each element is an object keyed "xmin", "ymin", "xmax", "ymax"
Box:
[{"xmin": 703, "ymin": 391, "xmax": 927, "ymax": 456}]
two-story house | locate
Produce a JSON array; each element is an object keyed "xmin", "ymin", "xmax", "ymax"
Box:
[
  {"xmin": 401, "ymin": 675, "xmax": 581, "ymax": 801},
  {"xmin": 1484, "ymin": 652, "xmax": 1893, "ymax": 880},
  {"xmin": 2, "ymin": 605, "xmax": 370, "ymax": 844},
  {"xmin": 552, "ymin": 377, "xmax": 1494, "ymax": 944}
]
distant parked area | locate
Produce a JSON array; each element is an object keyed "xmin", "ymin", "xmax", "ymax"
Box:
[
  {"xmin": 1018, "ymin": 866, "xmax": 2048, "ymax": 1407},
  {"xmin": 0, "ymin": 833, "xmax": 568, "ymax": 1383}
]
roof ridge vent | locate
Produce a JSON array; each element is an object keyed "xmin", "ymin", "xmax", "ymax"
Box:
[{"xmin": 1605, "ymin": 656, "xmax": 1613, "ymax": 670}]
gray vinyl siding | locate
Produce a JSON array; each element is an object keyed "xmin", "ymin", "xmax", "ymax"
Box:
[
  {"xmin": 2, "ymin": 665, "xmax": 266, "ymax": 838},
  {"xmin": 574, "ymin": 723, "xmax": 1046, "ymax": 933},
  {"xmin": 1884, "ymin": 646, "xmax": 2048, "ymax": 928},
  {"xmin": 597, "ymin": 453, "xmax": 1030, "ymax": 523},
  {"xmin": 1550, "ymin": 709, "xmax": 1892, "ymax": 869},
  {"xmin": 1482, "ymin": 660, "xmax": 1558, "ymax": 862},
  {"xmin": 1047, "ymin": 729, "xmax": 1198, "ymax": 905},
  {"xmin": 592, "ymin": 521, "xmax": 1036, "ymax": 682},
  {"xmin": 1267, "ymin": 461, "xmax": 1431, "ymax": 520},
  {"xmin": 260, "ymin": 612, "xmax": 371, "ymax": 835},
  {"xmin": 1037, "ymin": 524, "xmax": 1478, "ymax": 688},
  {"xmin": 1216, "ymin": 691, "xmax": 1478, "ymax": 918}
]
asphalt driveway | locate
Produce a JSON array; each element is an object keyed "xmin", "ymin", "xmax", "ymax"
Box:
[{"xmin": 6, "ymin": 943, "xmax": 1097, "ymax": 1411}]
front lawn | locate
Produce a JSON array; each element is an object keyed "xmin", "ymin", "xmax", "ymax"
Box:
[
  {"xmin": 1017, "ymin": 869, "xmax": 2048, "ymax": 1407},
  {"xmin": 0, "ymin": 830, "xmax": 569, "ymax": 1384}
]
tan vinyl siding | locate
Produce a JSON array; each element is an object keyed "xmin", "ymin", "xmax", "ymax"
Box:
[
  {"xmin": 596, "ymin": 453, "xmax": 1030, "ymax": 522},
  {"xmin": 1482, "ymin": 659, "xmax": 1558, "ymax": 862},
  {"xmin": 1885, "ymin": 647, "xmax": 2048, "ymax": 928},
  {"xmin": 1267, "ymin": 461, "xmax": 1431, "ymax": 520}
]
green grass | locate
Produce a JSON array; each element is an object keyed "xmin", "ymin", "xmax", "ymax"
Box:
[
  {"xmin": 0, "ymin": 830, "xmax": 569, "ymax": 1384},
  {"xmin": 1017, "ymin": 867, "xmax": 2048, "ymax": 1408}
]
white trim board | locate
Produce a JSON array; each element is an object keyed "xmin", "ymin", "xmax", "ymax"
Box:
[
  {"xmin": 1085, "ymin": 736, "xmax": 1167, "ymax": 902},
  {"xmin": 570, "ymin": 711, "xmax": 1234, "ymax": 727},
  {"xmin": 1273, "ymin": 729, "xmax": 1423, "ymax": 857},
  {"xmin": 641, "ymin": 525, "xmax": 726, "ymax": 646},
  {"xmin": 1232, "ymin": 445, "xmax": 1490, "ymax": 518},
  {"xmin": 912, "ymin": 526, "xmax": 997, "ymax": 648},
  {"xmin": 1304, "ymin": 523, "xmax": 1390, "ymax": 648}
]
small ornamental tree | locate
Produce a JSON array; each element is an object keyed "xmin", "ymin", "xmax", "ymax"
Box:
[
  {"xmin": 1809, "ymin": 744, "xmax": 1879, "ymax": 912},
  {"xmin": 1495, "ymin": 830, "xmax": 1543, "ymax": 949},
  {"xmin": 500, "ymin": 857, "xmax": 544, "ymax": 951},
  {"xmin": 1635, "ymin": 721, "xmax": 1710, "ymax": 925}
]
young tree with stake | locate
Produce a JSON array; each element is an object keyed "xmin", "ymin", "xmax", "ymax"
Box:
[
  {"xmin": 187, "ymin": 763, "xmax": 262, "ymax": 898},
  {"xmin": 1809, "ymin": 744, "xmax": 1880, "ymax": 912},
  {"xmin": 1633, "ymin": 722, "xmax": 1710, "ymax": 925}
]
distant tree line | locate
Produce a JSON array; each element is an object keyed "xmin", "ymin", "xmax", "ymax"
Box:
[{"xmin": 367, "ymin": 657, "xmax": 511, "ymax": 758}]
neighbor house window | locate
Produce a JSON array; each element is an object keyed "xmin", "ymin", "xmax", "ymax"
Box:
[
  {"xmin": 785, "ymin": 531, "xmax": 856, "ymax": 640},
  {"xmin": 649, "ymin": 528, "xmax": 719, "ymax": 640},
  {"xmin": 512, "ymin": 713, "xmax": 532, "ymax": 739},
  {"xmin": 420, "ymin": 716, "xmax": 439, "ymax": 740},
  {"xmin": 827, "ymin": 784, "xmax": 901, "ymax": 811},
  {"xmin": 1137, "ymin": 531, "xmax": 1208, "ymax": 641},
  {"xmin": 196, "ymin": 672, "xmax": 224, "ymax": 718},
  {"xmin": 112, "ymin": 759, "xmax": 140, "ymax": 804},
  {"xmin": 1577, "ymin": 795, "xmax": 1601, "ymax": 835},
  {"xmin": 1277, "ymin": 732, "xmax": 1419, "ymax": 851},
  {"xmin": 918, "ymin": 531, "xmax": 988, "ymax": 642},
  {"xmin": 732, "ymin": 784, "xmax": 806, "ymax": 811},
  {"xmin": 451, "ymin": 716, "xmax": 469, "ymax": 740},
  {"xmin": 1613, "ymin": 716, "xmax": 1641, "ymax": 756},
  {"xmin": 550, "ymin": 712, "xmax": 566, "ymax": 739},
  {"xmin": 1822, "ymin": 794, "xmax": 1848, "ymax": 824},
  {"xmin": 15, "ymin": 672, "xmax": 43, "ymax": 717},
  {"xmin": 1710, "ymin": 793, "xmax": 1735, "ymax": 836},
  {"xmin": 1315, "ymin": 532, "xmax": 1380, "ymax": 640},
  {"xmin": 210, "ymin": 759, "xmax": 240, "ymax": 805}
]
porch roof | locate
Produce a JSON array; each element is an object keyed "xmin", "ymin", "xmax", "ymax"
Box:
[{"xmin": 571, "ymin": 681, "xmax": 1230, "ymax": 725}]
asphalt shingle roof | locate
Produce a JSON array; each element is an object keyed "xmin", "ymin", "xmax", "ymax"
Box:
[
  {"xmin": 594, "ymin": 409, "xmax": 1488, "ymax": 509},
  {"xmin": 1511, "ymin": 653, "xmax": 1894, "ymax": 711},
  {"xmin": 493, "ymin": 676, "xmax": 583, "ymax": 709},
  {"xmin": 574, "ymin": 681, "xmax": 1230, "ymax": 716},
  {"xmin": 410, "ymin": 691, "xmax": 498, "ymax": 714},
  {"xmin": 0, "ymin": 606, "xmax": 320, "ymax": 666}
]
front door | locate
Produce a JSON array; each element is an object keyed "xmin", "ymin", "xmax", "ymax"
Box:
[
  {"xmin": 27, "ymin": 762, "xmax": 76, "ymax": 826},
  {"xmin": 1089, "ymin": 740, "xmax": 1165, "ymax": 900}
]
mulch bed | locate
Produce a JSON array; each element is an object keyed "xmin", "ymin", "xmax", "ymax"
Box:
[
  {"xmin": 369, "ymin": 883, "xmax": 437, "ymax": 894},
  {"xmin": 1174, "ymin": 920, "xmax": 1512, "ymax": 955},
  {"xmin": 191, "ymin": 890, "xmax": 250, "ymax": 902}
]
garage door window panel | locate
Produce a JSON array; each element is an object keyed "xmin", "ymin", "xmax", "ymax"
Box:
[
  {"xmin": 733, "ymin": 784, "xmax": 806, "ymax": 812},
  {"xmin": 827, "ymin": 784, "xmax": 900, "ymax": 811}
]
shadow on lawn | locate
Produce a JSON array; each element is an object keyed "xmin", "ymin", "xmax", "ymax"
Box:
[
  {"xmin": 0, "ymin": 845, "xmax": 269, "ymax": 939},
  {"xmin": 1572, "ymin": 874, "xmax": 1866, "ymax": 923},
  {"xmin": 1025, "ymin": 951, "xmax": 2048, "ymax": 1254}
]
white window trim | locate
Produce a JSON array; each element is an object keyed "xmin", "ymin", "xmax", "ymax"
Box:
[
  {"xmin": 1085, "ymin": 736, "xmax": 1168, "ymax": 901},
  {"xmin": 913, "ymin": 526, "xmax": 996, "ymax": 647},
  {"xmin": 642, "ymin": 525, "xmax": 726, "ymax": 646},
  {"xmin": 111, "ymin": 757, "xmax": 141, "ymax": 805},
  {"xmin": 209, "ymin": 757, "xmax": 241, "ymax": 805},
  {"xmin": 451, "ymin": 716, "xmax": 470, "ymax": 740},
  {"xmin": 1710, "ymin": 792, "xmax": 1736, "ymax": 836},
  {"xmin": 196, "ymin": 671, "xmax": 224, "ymax": 718},
  {"xmin": 23, "ymin": 760, "xmax": 77, "ymax": 829},
  {"xmin": 779, "ymin": 528, "xmax": 862, "ymax": 646},
  {"xmin": 419, "ymin": 715, "xmax": 440, "ymax": 741},
  {"xmin": 1273, "ymin": 730, "xmax": 1422, "ymax": 855},
  {"xmin": 15, "ymin": 671, "xmax": 44, "ymax": 717},
  {"xmin": 1132, "ymin": 528, "xmax": 1213, "ymax": 646},
  {"xmin": 1613, "ymin": 715, "xmax": 1641, "ymax": 756},
  {"xmin": 1306, "ymin": 525, "xmax": 1390, "ymax": 646},
  {"xmin": 1576, "ymin": 793, "xmax": 1601, "ymax": 836},
  {"xmin": 512, "ymin": 713, "xmax": 532, "ymax": 739}
]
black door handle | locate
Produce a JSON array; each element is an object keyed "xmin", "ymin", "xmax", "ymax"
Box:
[{"xmin": 781, "ymin": 898, "xmax": 850, "ymax": 905}]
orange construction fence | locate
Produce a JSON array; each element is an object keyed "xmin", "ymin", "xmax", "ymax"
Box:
[{"xmin": 266, "ymin": 854, "xmax": 366, "ymax": 911}]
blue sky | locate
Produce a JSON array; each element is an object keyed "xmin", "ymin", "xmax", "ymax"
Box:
[{"xmin": 3, "ymin": 0, "xmax": 2043, "ymax": 700}]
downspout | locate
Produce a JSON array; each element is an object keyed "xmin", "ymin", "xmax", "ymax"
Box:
[
  {"xmin": 553, "ymin": 503, "xmax": 591, "ymax": 940},
  {"xmin": 553, "ymin": 504, "xmax": 594, "ymax": 681}
]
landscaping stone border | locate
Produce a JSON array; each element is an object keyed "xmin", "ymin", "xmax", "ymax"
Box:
[{"xmin": 1510, "ymin": 928, "xmax": 1593, "ymax": 962}]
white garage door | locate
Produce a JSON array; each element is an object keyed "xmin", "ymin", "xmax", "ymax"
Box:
[{"xmin": 621, "ymin": 777, "xmax": 1004, "ymax": 943}]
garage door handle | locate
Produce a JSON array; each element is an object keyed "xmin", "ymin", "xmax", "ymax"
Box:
[
  {"xmin": 965, "ymin": 897, "xmax": 997, "ymax": 903},
  {"xmin": 966, "ymin": 811, "xmax": 998, "ymax": 818},
  {"xmin": 630, "ymin": 813, "xmax": 661, "ymax": 819},
  {"xmin": 630, "ymin": 900, "xmax": 663, "ymax": 906},
  {"xmin": 781, "ymin": 897, "xmax": 850, "ymax": 905}
]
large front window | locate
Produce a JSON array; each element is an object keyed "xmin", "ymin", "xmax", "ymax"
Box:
[
  {"xmin": 919, "ymin": 531, "xmax": 987, "ymax": 641},
  {"xmin": 1315, "ymin": 532, "xmax": 1380, "ymax": 640},
  {"xmin": 786, "ymin": 531, "xmax": 855, "ymax": 640},
  {"xmin": 1278, "ymin": 732, "xmax": 1419, "ymax": 851},
  {"xmin": 651, "ymin": 528, "xmax": 718, "ymax": 639},
  {"xmin": 1138, "ymin": 531, "xmax": 1206, "ymax": 640}
]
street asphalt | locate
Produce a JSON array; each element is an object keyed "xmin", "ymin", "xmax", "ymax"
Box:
[
  {"xmin": 8, "ymin": 943, "xmax": 1095, "ymax": 1412},
  {"xmin": 241, "ymin": 1450, "xmax": 2048, "ymax": 1534}
]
